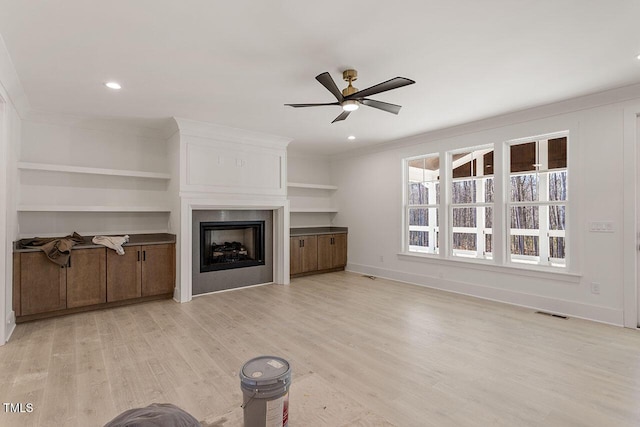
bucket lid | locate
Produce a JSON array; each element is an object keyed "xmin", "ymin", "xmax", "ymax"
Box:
[{"xmin": 240, "ymin": 356, "xmax": 291, "ymax": 387}]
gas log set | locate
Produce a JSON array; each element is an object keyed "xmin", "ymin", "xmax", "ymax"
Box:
[{"xmin": 211, "ymin": 241, "xmax": 250, "ymax": 263}]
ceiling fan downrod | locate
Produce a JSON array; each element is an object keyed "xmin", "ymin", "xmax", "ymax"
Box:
[{"xmin": 342, "ymin": 69, "xmax": 358, "ymax": 97}]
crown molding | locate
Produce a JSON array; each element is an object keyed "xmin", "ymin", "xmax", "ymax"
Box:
[
  {"xmin": 174, "ymin": 117, "xmax": 292, "ymax": 149},
  {"xmin": 335, "ymin": 82, "xmax": 640, "ymax": 160}
]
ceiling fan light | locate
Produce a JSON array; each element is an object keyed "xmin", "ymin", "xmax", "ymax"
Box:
[{"xmin": 342, "ymin": 100, "xmax": 359, "ymax": 111}]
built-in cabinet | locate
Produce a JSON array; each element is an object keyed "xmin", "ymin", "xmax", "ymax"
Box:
[
  {"xmin": 18, "ymin": 248, "xmax": 108, "ymax": 315},
  {"xmin": 106, "ymin": 248, "xmax": 142, "ymax": 302},
  {"xmin": 18, "ymin": 251, "xmax": 67, "ymax": 316},
  {"xmin": 66, "ymin": 248, "xmax": 107, "ymax": 308},
  {"xmin": 290, "ymin": 235, "xmax": 318, "ymax": 275},
  {"xmin": 107, "ymin": 244, "xmax": 175, "ymax": 301},
  {"xmin": 317, "ymin": 234, "xmax": 347, "ymax": 271},
  {"xmin": 13, "ymin": 239, "xmax": 175, "ymax": 322},
  {"xmin": 290, "ymin": 229, "xmax": 347, "ymax": 277}
]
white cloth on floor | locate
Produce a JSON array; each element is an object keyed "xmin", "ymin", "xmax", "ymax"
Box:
[{"xmin": 92, "ymin": 235, "xmax": 130, "ymax": 255}]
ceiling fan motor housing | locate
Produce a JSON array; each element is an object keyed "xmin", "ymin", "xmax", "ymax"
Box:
[{"xmin": 342, "ymin": 69, "xmax": 358, "ymax": 96}]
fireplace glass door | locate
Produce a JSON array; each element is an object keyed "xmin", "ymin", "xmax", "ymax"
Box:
[{"xmin": 200, "ymin": 221, "xmax": 265, "ymax": 272}]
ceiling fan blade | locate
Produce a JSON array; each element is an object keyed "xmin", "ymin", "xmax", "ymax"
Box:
[
  {"xmin": 345, "ymin": 77, "xmax": 415, "ymax": 100},
  {"xmin": 285, "ymin": 102, "xmax": 340, "ymax": 108},
  {"xmin": 316, "ymin": 72, "xmax": 344, "ymax": 102},
  {"xmin": 331, "ymin": 110, "xmax": 351, "ymax": 123},
  {"xmin": 360, "ymin": 99, "xmax": 402, "ymax": 115}
]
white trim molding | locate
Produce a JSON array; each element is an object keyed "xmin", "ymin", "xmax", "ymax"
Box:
[
  {"xmin": 348, "ymin": 262, "xmax": 623, "ymax": 326},
  {"xmin": 622, "ymin": 101, "xmax": 640, "ymax": 328}
]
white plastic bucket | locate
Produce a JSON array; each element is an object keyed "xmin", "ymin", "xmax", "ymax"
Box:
[{"xmin": 240, "ymin": 356, "xmax": 291, "ymax": 427}]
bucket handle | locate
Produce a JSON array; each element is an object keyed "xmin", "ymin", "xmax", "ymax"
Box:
[{"xmin": 241, "ymin": 390, "xmax": 257, "ymax": 409}]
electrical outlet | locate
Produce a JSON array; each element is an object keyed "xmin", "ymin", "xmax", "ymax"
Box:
[
  {"xmin": 590, "ymin": 282, "xmax": 601, "ymax": 295},
  {"xmin": 379, "ymin": 255, "xmax": 384, "ymax": 263}
]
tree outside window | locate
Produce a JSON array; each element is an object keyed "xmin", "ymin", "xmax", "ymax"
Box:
[
  {"xmin": 406, "ymin": 155, "xmax": 439, "ymax": 254},
  {"xmin": 450, "ymin": 146, "xmax": 494, "ymax": 259},
  {"xmin": 509, "ymin": 137, "xmax": 567, "ymax": 266},
  {"xmin": 403, "ymin": 132, "xmax": 568, "ymax": 270}
]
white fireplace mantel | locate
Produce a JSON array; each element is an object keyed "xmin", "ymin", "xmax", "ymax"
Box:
[{"xmin": 171, "ymin": 118, "xmax": 292, "ymax": 302}]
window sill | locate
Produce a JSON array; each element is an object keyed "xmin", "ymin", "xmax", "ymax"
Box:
[{"xmin": 396, "ymin": 252, "xmax": 581, "ymax": 283}]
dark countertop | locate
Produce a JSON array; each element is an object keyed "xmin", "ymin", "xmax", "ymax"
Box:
[
  {"xmin": 290, "ymin": 227, "xmax": 348, "ymax": 237},
  {"xmin": 14, "ymin": 233, "xmax": 176, "ymax": 252}
]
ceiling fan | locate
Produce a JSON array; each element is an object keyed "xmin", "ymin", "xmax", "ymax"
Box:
[{"xmin": 285, "ymin": 69, "xmax": 415, "ymax": 123}]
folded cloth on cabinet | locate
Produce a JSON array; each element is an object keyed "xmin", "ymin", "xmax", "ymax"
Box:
[
  {"xmin": 92, "ymin": 235, "xmax": 130, "ymax": 255},
  {"xmin": 18, "ymin": 232, "xmax": 85, "ymax": 266}
]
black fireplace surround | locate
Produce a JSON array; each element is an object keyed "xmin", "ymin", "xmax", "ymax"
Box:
[{"xmin": 200, "ymin": 221, "xmax": 265, "ymax": 272}]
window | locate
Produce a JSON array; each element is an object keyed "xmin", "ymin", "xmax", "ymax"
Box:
[
  {"xmin": 450, "ymin": 146, "xmax": 494, "ymax": 259},
  {"xmin": 508, "ymin": 136, "xmax": 567, "ymax": 266},
  {"xmin": 406, "ymin": 155, "xmax": 439, "ymax": 254},
  {"xmin": 402, "ymin": 132, "xmax": 569, "ymax": 271}
]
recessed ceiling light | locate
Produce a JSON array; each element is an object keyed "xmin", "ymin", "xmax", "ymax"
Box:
[
  {"xmin": 104, "ymin": 82, "xmax": 122, "ymax": 90},
  {"xmin": 347, "ymin": 135, "xmax": 356, "ymax": 140},
  {"xmin": 637, "ymin": 54, "xmax": 640, "ymax": 60}
]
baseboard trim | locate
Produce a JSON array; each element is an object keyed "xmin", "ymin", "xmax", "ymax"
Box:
[
  {"xmin": 346, "ymin": 263, "xmax": 624, "ymax": 326},
  {"xmin": 4, "ymin": 311, "xmax": 16, "ymax": 344}
]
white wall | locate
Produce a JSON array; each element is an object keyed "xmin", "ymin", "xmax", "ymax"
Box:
[
  {"xmin": 332, "ymin": 85, "xmax": 640, "ymax": 326},
  {"xmin": 0, "ymin": 33, "xmax": 24, "ymax": 343},
  {"xmin": 288, "ymin": 152, "xmax": 332, "ymax": 184}
]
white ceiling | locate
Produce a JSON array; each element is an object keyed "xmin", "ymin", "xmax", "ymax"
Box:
[{"xmin": 1, "ymin": 1, "xmax": 639, "ymax": 155}]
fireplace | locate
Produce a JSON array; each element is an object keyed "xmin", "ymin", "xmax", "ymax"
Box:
[{"xmin": 200, "ymin": 221, "xmax": 265, "ymax": 272}]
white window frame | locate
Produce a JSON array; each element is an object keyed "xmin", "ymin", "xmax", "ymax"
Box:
[
  {"xmin": 506, "ymin": 133, "xmax": 568, "ymax": 268},
  {"xmin": 404, "ymin": 154, "xmax": 440, "ymax": 255},
  {"xmin": 401, "ymin": 131, "xmax": 570, "ymax": 273},
  {"xmin": 449, "ymin": 146, "xmax": 494, "ymax": 260}
]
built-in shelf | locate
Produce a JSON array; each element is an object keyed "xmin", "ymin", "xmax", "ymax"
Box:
[
  {"xmin": 289, "ymin": 208, "xmax": 338, "ymax": 213},
  {"xmin": 18, "ymin": 162, "xmax": 171, "ymax": 180},
  {"xmin": 287, "ymin": 182, "xmax": 338, "ymax": 190},
  {"xmin": 18, "ymin": 205, "xmax": 171, "ymax": 213}
]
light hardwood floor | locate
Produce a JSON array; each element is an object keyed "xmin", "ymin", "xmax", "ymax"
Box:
[{"xmin": 2, "ymin": 271, "xmax": 640, "ymax": 426}]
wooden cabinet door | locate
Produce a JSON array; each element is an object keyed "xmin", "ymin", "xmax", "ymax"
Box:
[
  {"xmin": 332, "ymin": 234, "xmax": 347, "ymax": 268},
  {"xmin": 290, "ymin": 237, "xmax": 302, "ymax": 275},
  {"xmin": 300, "ymin": 236, "xmax": 318, "ymax": 273},
  {"xmin": 67, "ymin": 248, "xmax": 107, "ymax": 308},
  {"xmin": 141, "ymin": 244, "xmax": 175, "ymax": 297},
  {"xmin": 290, "ymin": 236, "xmax": 318, "ymax": 274},
  {"xmin": 107, "ymin": 246, "xmax": 141, "ymax": 302},
  {"xmin": 20, "ymin": 252, "xmax": 66, "ymax": 315},
  {"xmin": 317, "ymin": 235, "xmax": 333, "ymax": 271}
]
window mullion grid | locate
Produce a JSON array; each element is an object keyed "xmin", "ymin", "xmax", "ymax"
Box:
[
  {"xmin": 538, "ymin": 140, "xmax": 550, "ymax": 265},
  {"xmin": 440, "ymin": 151, "xmax": 451, "ymax": 258}
]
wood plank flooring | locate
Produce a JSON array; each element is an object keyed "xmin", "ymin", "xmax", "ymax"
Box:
[{"xmin": 2, "ymin": 271, "xmax": 640, "ymax": 426}]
